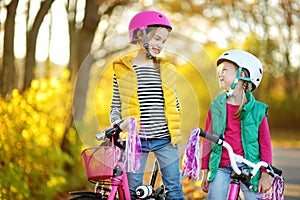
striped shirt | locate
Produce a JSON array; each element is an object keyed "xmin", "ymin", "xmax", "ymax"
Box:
[{"xmin": 110, "ymin": 64, "xmax": 180, "ymax": 139}]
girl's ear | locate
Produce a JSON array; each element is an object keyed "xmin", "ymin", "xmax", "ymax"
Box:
[
  {"xmin": 136, "ymin": 30, "xmax": 143, "ymax": 40},
  {"xmin": 240, "ymin": 70, "xmax": 246, "ymax": 78}
]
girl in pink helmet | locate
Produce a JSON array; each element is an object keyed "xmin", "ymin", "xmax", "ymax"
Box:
[{"xmin": 109, "ymin": 11, "xmax": 185, "ymax": 199}]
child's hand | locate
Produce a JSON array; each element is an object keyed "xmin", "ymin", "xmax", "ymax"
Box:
[
  {"xmin": 113, "ymin": 118, "xmax": 129, "ymax": 131},
  {"xmin": 258, "ymin": 172, "xmax": 272, "ymax": 193},
  {"xmin": 201, "ymin": 169, "xmax": 209, "ymax": 193}
]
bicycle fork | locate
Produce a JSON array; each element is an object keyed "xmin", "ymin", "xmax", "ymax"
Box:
[{"xmin": 227, "ymin": 179, "xmax": 240, "ymax": 200}]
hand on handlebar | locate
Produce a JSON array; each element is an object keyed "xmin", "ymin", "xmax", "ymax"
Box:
[
  {"xmin": 192, "ymin": 128, "xmax": 284, "ymax": 198},
  {"xmin": 258, "ymin": 172, "xmax": 272, "ymax": 193},
  {"xmin": 198, "ymin": 128, "xmax": 283, "ymax": 178},
  {"xmin": 95, "ymin": 119, "xmax": 130, "ymax": 141},
  {"xmin": 115, "ymin": 118, "xmax": 129, "ymax": 131}
]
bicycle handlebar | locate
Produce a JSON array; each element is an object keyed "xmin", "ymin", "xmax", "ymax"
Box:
[
  {"xmin": 199, "ymin": 129, "xmax": 222, "ymax": 144},
  {"xmin": 95, "ymin": 120, "xmax": 126, "ymax": 140},
  {"xmin": 198, "ymin": 128, "xmax": 283, "ymax": 178}
]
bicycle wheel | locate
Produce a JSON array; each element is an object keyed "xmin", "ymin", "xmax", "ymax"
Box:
[
  {"xmin": 69, "ymin": 195, "xmax": 121, "ymax": 200},
  {"xmin": 69, "ymin": 192, "xmax": 107, "ymax": 200},
  {"xmin": 69, "ymin": 196, "xmax": 101, "ymax": 200}
]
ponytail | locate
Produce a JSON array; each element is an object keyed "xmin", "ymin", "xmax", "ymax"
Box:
[{"xmin": 234, "ymin": 81, "xmax": 248, "ymax": 119}]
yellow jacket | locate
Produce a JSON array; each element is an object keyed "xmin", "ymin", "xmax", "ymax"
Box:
[{"xmin": 111, "ymin": 55, "xmax": 182, "ymax": 145}]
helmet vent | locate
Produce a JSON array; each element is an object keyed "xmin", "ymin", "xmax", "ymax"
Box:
[
  {"xmin": 159, "ymin": 14, "xmax": 163, "ymax": 18},
  {"xmin": 259, "ymin": 68, "xmax": 262, "ymax": 74}
]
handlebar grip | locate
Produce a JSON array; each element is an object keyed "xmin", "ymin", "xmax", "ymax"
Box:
[
  {"xmin": 95, "ymin": 131, "xmax": 105, "ymax": 140},
  {"xmin": 95, "ymin": 120, "xmax": 123, "ymax": 141},
  {"xmin": 269, "ymin": 164, "xmax": 283, "ymax": 177},
  {"xmin": 199, "ymin": 129, "xmax": 221, "ymax": 144}
]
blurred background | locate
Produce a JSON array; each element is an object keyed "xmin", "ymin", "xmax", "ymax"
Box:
[{"xmin": 0, "ymin": 0, "xmax": 299, "ymax": 199}]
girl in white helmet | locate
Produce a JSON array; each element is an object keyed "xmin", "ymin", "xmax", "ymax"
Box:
[
  {"xmin": 109, "ymin": 10, "xmax": 185, "ymax": 199},
  {"xmin": 200, "ymin": 50, "xmax": 273, "ymax": 199}
]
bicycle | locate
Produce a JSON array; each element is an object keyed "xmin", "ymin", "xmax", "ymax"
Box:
[
  {"xmin": 182, "ymin": 128, "xmax": 284, "ymax": 200},
  {"xmin": 69, "ymin": 118, "xmax": 166, "ymax": 200}
]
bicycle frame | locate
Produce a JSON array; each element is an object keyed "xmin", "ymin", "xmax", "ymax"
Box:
[
  {"xmin": 108, "ymin": 150, "xmax": 164, "ymax": 200},
  {"xmin": 227, "ymin": 166, "xmax": 252, "ymax": 200},
  {"xmin": 107, "ymin": 149, "xmax": 131, "ymax": 200},
  {"xmin": 196, "ymin": 128, "xmax": 284, "ymax": 200},
  {"xmin": 70, "ymin": 119, "xmax": 166, "ymax": 200},
  {"xmin": 228, "ymin": 183, "xmax": 240, "ymax": 200}
]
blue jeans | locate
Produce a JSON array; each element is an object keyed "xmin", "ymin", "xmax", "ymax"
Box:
[
  {"xmin": 207, "ymin": 165, "xmax": 261, "ymax": 200},
  {"xmin": 127, "ymin": 139, "xmax": 185, "ymax": 200}
]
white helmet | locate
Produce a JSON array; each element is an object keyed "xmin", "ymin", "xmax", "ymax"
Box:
[{"xmin": 217, "ymin": 50, "xmax": 263, "ymax": 91}]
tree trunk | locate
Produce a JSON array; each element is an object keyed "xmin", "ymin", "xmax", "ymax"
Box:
[
  {"xmin": 23, "ymin": 0, "xmax": 54, "ymax": 91},
  {"xmin": 71, "ymin": 0, "xmax": 131, "ymax": 121},
  {"xmin": 67, "ymin": 0, "xmax": 77, "ymax": 80},
  {"xmin": 62, "ymin": 0, "xmax": 130, "ymax": 154},
  {"xmin": 72, "ymin": 0, "xmax": 100, "ymax": 121},
  {"xmin": 60, "ymin": 0, "xmax": 100, "ymax": 163},
  {"xmin": 1, "ymin": 0, "xmax": 18, "ymax": 97}
]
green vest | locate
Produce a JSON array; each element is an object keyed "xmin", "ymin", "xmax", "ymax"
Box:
[
  {"xmin": 111, "ymin": 55, "xmax": 182, "ymax": 145},
  {"xmin": 208, "ymin": 92, "xmax": 268, "ymax": 191}
]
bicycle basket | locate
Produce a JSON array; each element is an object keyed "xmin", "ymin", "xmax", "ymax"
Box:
[{"xmin": 81, "ymin": 142, "xmax": 117, "ymax": 181}]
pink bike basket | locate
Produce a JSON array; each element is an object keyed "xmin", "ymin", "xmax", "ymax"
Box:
[{"xmin": 81, "ymin": 144, "xmax": 116, "ymax": 181}]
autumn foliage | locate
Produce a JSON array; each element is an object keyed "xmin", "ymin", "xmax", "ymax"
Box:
[{"xmin": 0, "ymin": 70, "xmax": 82, "ymax": 199}]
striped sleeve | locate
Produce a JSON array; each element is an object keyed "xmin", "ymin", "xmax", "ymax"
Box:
[
  {"xmin": 176, "ymin": 92, "xmax": 180, "ymax": 111},
  {"xmin": 110, "ymin": 74, "xmax": 121, "ymax": 123}
]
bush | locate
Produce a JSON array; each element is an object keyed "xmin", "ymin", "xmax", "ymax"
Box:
[{"xmin": 0, "ymin": 74, "xmax": 80, "ymax": 200}]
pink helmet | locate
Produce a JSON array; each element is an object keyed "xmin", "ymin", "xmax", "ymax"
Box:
[{"xmin": 128, "ymin": 10, "xmax": 172, "ymax": 43}]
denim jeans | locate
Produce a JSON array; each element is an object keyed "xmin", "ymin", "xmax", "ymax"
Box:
[
  {"xmin": 127, "ymin": 139, "xmax": 185, "ymax": 200},
  {"xmin": 207, "ymin": 165, "xmax": 261, "ymax": 200}
]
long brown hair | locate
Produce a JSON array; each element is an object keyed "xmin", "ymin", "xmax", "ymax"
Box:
[{"xmin": 234, "ymin": 82, "xmax": 247, "ymax": 119}]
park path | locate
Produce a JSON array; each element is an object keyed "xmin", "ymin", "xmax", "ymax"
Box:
[{"xmin": 273, "ymin": 148, "xmax": 300, "ymax": 200}]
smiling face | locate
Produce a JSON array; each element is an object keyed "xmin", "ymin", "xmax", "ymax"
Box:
[
  {"xmin": 136, "ymin": 27, "xmax": 170, "ymax": 58},
  {"xmin": 147, "ymin": 27, "xmax": 169, "ymax": 57},
  {"xmin": 217, "ymin": 61, "xmax": 238, "ymax": 91}
]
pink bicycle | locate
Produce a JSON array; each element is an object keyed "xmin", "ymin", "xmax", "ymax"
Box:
[
  {"xmin": 183, "ymin": 128, "xmax": 284, "ymax": 200},
  {"xmin": 69, "ymin": 120, "xmax": 166, "ymax": 200}
]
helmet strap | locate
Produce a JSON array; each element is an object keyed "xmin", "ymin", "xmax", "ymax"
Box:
[
  {"xmin": 142, "ymin": 30, "xmax": 153, "ymax": 59},
  {"xmin": 227, "ymin": 67, "xmax": 242, "ymax": 97}
]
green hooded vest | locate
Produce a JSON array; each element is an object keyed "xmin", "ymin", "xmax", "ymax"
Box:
[{"xmin": 208, "ymin": 92, "xmax": 268, "ymax": 191}]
